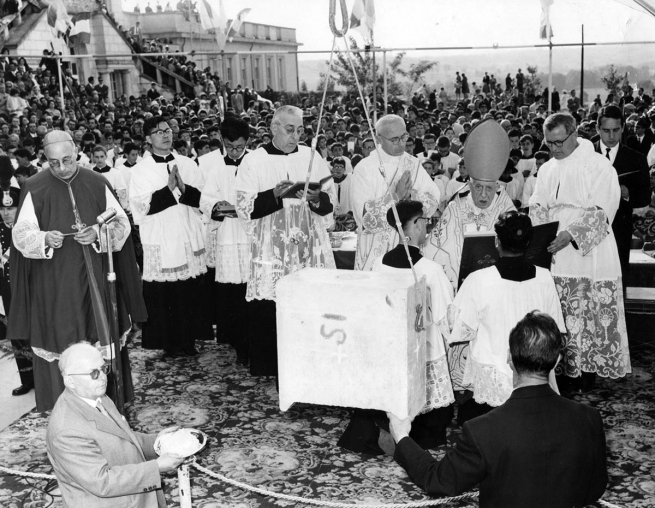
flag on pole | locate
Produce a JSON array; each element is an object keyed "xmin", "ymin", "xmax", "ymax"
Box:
[
  {"xmin": 539, "ymin": 0, "xmax": 554, "ymax": 39},
  {"xmin": 227, "ymin": 7, "xmax": 251, "ymax": 42},
  {"xmin": 69, "ymin": 11, "xmax": 92, "ymax": 46},
  {"xmin": 46, "ymin": 0, "xmax": 72, "ymax": 36},
  {"xmin": 198, "ymin": 0, "xmax": 228, "ymax": 50},
  {"xmin": 350, "ymin": 0, "xmax": 375, "ymax": 39}
]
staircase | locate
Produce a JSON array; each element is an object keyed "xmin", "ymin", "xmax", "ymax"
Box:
[{"xmin": 0, "ymin": 0, "xmax": 44, "ymax": 50}]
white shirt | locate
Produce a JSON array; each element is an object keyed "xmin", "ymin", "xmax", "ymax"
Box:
[{"xmin": 599, "ymin": 140, "xmax": 619, "ymax": 165}]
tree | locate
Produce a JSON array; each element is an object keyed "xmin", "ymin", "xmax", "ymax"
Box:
[
  {"xmin": 524, "ymin": 65, "xmax": 542, "ymax": 97},
  {"xmin": 399, "ymin": 59, "xmax": 438, "ymax": 96},
  {"xmin": 300, "ymin": 80, "xmax": 308, "ymax": 93},
  {"xmin": 316, "ymin": 72, "xmax": 335, "ymax": 93},
  {"xmin": 601, "ymin": 64, "xmax": 623, "ymax": 98},
  {"xmin": 321, "ymin": 37, "xmax": 405, "ymax": 99}
]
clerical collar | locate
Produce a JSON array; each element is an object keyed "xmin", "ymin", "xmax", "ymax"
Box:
[
  {"xmin": 93, "ymin": 165, "xmax": 110, "ymax": 174},
  {"xmin": 152, "ymin": 152, "xmax": 175, "ymax": 163},
  {"xmin": 382, "ymin": 244, "xmax": 422, "ymax": 269},
  {"xmin": 456, "ymin": 175, "xmax": 470, "ymax": 183},
  {"xmin": 123, "ymin": 161, "xmax": 136, "ymax": 168},
  {"xmin": 495, "ymin": 256, "xmax": 536, "ymax": 282},
  {"xmin": 264, "ymin": 142, "xmax": 298, "ymax": 156},
  {"xmin": 333, "ymin": 175, "xmax": 347, "ymax": 184},
  {"xmin": 224, "ymin": 153, "xmax": 245, "ymax": 166}
]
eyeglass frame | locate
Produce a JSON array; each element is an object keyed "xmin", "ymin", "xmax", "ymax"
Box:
[
  {"xmin": 150, "ymin": 128, "xmax": 173, "ymax": 137},
  {"xmin": 544, "ymin": 130, "xmax": 574, "ymax": 148},
  {"xmin": 378, "ymin": 132, "xmax": 409, "ymax": 146},
  {"xmin": 66, "ymin": 363, "xmax": 111, "ymax": 380}
]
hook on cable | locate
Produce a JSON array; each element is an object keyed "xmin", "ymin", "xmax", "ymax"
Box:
[{"xmin": 329, "ymin": 0, "xmax": 349, "ymax": 37}]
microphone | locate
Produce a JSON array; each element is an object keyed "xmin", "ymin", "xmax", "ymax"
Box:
[{"xmin": 97, "ymin": 208, "xmax": 117, "ymax": 226}]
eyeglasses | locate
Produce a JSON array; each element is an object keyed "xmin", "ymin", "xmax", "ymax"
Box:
[
  {"xmin": 151, "ymin": 128, "xmax": 173, "ymax": 136},
  {"xmin": 283, "ymin": 126, "xmax": 304, "ymax": 136},
  {"xmin": 67, "ymin": 363, "xmax": 111, "ymax": 380},
  {"xmin": 379, "ymin": 133, "xmax": 409, "ymax": 145},
  {"xmin": 48, "ymin": 157, "xmax": 75, "ymax": 169},
  {"xmin": 225, "ymin": 143, "xmax": 246, "ymax": 152},
  {"xmin": 545, "ymin": 131, "xmax": 574, "ymax": 148}
]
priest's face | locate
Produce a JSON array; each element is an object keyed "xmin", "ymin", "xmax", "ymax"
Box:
[
  {"xmin": 470, "ymin": 178, "xmax": 497, "ymax": 209},
  {"xmin": 376, "ymin": 119, "xmax": 408, "ymax": 157},
  {"xmin": 544, "ymin": 125, "xmax": 577, "ymax": 160},
  {"xmin": 147, "ymin": 121, "xmax": 173, "ymax": 154},
  {"xmin": 598, "ymin": 117, "xmax": 623, "ymax": 149},
  {"xmin": 271, "ymin": 111, "xmax": 303, "ymax": 153},
  {"xmin": 45, "ymin": 140, "xmax": 78, "ymax": 180}
]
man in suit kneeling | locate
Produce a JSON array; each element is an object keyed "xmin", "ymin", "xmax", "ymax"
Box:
[
  {"xmin": 388, "ymin": 311, "xmax": 608, "ymax": 508},
  {"xmin": 47, "ymin": 342, "xmax": 184, "ymax": 507}
]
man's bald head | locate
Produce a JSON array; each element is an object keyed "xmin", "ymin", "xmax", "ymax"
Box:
[
  {"xmin": 375, "ymin": 114, "xmax": 407, "ymax": 156},
  {"xmin": 375, "ymin": 114, "xmax": 405, "ymax": 137},
  {"xmin": 43, "ymin": 130, "xmax": 75, "ymax": 150},
  {"xmin": 59, "ymin": 342, "xmax": 101, "ymax": 377}
]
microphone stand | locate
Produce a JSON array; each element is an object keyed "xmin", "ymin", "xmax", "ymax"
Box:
[{"xmin": 100, "ymin": 213, "xmax": 125, "ymax": 415}]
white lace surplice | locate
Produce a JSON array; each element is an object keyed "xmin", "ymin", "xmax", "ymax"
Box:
[
  {"xmin": 448, "ymin": 265, "xmax": 566, "ymax": 407},
  {"xmin": 199, "ymin": 151, "xmax": 251, "ymax": 284},
  {"xmin": 373, "ymin": 256, "xmax": 455, "ymax": 411},
  {"xmin": 351, "ymin": 151, "xmax": 440, "ymax": 271},
  {"xmin": 235, "ymin": 146, "xmax": 336, "ymax": 302},
  {"xmin": 529, "ymin": 140, "xmax": 631, "ymax": 378},
  {"xmin": 130, "ymin": 154, "xmax": 207, "ymax": 282}
]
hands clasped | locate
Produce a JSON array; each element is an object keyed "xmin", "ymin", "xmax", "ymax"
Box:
[
  {"xmin": 167, "ymin": 164, "xmax": 186, "ymax": 194},
  {"xmin": 46, "ymin": 228, "xmax": 98, "ymax": 248}
]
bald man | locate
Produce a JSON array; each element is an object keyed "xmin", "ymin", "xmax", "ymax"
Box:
[
  {"xmin": 235, "ymin": 105, "xmax": 337, "ymax": 377},
  {"xmin": 8, "ymin": 130, "xmax": 145, "ymax": 411},
  {"xmin": 350, "ymin": 114, "xmax": 441, "ymax": 270},
  {"xmin": 47, "ymin": 342, "xmax": 183, "ymax": 508}
]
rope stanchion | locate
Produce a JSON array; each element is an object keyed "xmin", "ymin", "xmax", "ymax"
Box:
[
  {"xmin": 0, "ymin": 462, "xmax": 628, "ymax": 508},
  {"xmin": 190, "ymin": 461, "xmax": 478, "ymax": 507}
]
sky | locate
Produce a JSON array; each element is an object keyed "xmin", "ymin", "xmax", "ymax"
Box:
[{"xmin": 126, "ymin": 0, "xmax": 655, "ymax": 60}]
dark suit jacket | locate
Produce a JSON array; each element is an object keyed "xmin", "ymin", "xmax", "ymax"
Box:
[
  {"xmin": 593, "ymin": 142, "xmax": 651, "ymax": 271},
  {"xmin": 626, "ymin": 131, "xmax": 654, "ymax": 157},
  {"xmin": 46, "ymin": 389, "xmax": 165, "ymax": 508},
  {"xmin": 395, "ymin": 385, "xmax": 607, "ymax": 508}
]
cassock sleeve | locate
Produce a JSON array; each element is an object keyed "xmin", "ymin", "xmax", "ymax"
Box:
[
  {"xmin": 12, "ymin": 192, "xmax": 53, "ymax": 259},
  {"xmin": 394, "ymin": 424, "xmax": 486, "ymax": 497},
  {"xmin": 147, "ymin": 186, "xmax": 178, "ymax": 215},
  {"xmin": 235, "ymin": 154, "xmax": 282, "ymax": 236},
  {"xmin": 96, "ymin": 187, "xmax": 130, "ymax": 253},
  {"xmin": 309, "ymin": 191, "xmax": 333, "ymax": 216},
  {"xmin": 179, "ymin": 184, "xmax": 201, "ymax": 208},
  {"xmin": 250, "ymin": 189, "xmax": 283, "ymax": 220}
]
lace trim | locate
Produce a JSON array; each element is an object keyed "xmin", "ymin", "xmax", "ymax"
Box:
[
  {"xmin": 13, "ymin": 221, "xmax": 49, "ymax": 259},
  {"xmin": 555, "ymin": 275, "xmax": 631, "ymax": 378},
  {"xmin": 565, "ymin": 207, "xmax": 609, "ymax": 256},
  {"xmin": 142, "ymin": 242, "xmax": 207, "ymax": 282},
  {"xmin": 466, "ymin": 360, "xmax": 513, "ymax": 407},
  {"xmin": 32, "ymin": 333, "xmax": 128, "ymax": 363},
  {"xmin": 98, "ymin": 220, "xmax": 129, "ymax": 253},
  {"xmin": 420, "ymin": 355, "xmax": 455, "ymax": 413},
  {"xmin": 236, "ymin": 191, "xmax": 257, "ymax": 237},
  {"xmin": 528, "ymin": 204, "xmax": 549, "ymax": 226},
  {"xmin": 214, "ymin": 244, "xmax": 251, "ymax": 283}
]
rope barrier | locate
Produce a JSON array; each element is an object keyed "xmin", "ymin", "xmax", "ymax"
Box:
[{"xmin": 0, "ymin": 462, "xmax": 628, "ymax": 508}]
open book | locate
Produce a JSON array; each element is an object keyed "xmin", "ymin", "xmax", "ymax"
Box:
[
  {"xmin": 210, "ymin": 204, "xmax": 237, "ymax": 220},
  {"xmin": 457, "ymin": 221, "xmax": 559, "ymax": 289},
  {"xmin": 279, "ymin": 174, "xmax": 334, "ymax": 199}
]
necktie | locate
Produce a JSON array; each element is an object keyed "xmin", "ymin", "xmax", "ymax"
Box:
[{"xmin": 605, "ymin": 147, "xmax": 611, "ymax": 160}]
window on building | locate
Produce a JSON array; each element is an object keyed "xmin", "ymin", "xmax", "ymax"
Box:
[
  {"xmin": 254, "ymin": 57, "xmax": 260, "ymax": 90},
  {"xmin": 266, "ymin": 58, "xmax": 273, "ymax": 87},
  {"xmin": 227, "ymin": 57, "xmax": 233, "ymax": 82},
  {"xmin": 241, "ymin": 57, "xmax": 247, "ymax": 85},
  {"xmin": 278, "ymin": 57, "xmax": 285, "ymax": 90}
]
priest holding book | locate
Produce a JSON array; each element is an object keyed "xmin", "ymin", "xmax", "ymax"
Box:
[{"xmin": 235, "ymin": 105, "xmax": 336, "ymax": 378}]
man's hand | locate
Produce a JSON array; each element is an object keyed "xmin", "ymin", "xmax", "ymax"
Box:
[
  {"xmin": 620, "ymin": 184, "xmax": 630, "ymax": 201},
  {"xmin": 273, "ymin": 180, "xmax": 294, "ymax": 199},
  {"xmin": 394, "ymin": 171, "xmax": 412, "ymax": 200},
  {"xmin": 548, "ymin": 230, "xmax": 573, "ymax": 254},
  {"xmin": 167, "ymin": 165, "xmax": 178, "ymax": 192},
  {"xmin": 45, "ymin": 231, "xmax": 64, "ymax": 249},
  {"xmin": 156, "ymin": 454, "xmax": 185, "ymax": 474},
  {"xmin": 387, "ymin": 412, "xmax": 413, "ymax": 444},
  {"xmin": 173, "ymin": 165, "xmax": 185, "ymax": 194},
  {"xmin": 74, "ymin": 227, "xmax": 98, "ymax": 245},
  {"xmin": 295, "ymin": 187, "xmax": 321, "ymax": 203}
]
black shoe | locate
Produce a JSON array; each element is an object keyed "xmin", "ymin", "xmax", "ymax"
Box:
[
  {"xmin": 12, "ymin": 384, "xmax": 34, "ymax": 396},
  {"xmin": 161, "ymin": 350, "xmax": 181, "ymax": 359}
]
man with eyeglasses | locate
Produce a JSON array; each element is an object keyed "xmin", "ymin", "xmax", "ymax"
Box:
[
  {"xmin": 529, "ymin": 112, "xmax": 630, "ymax": 393},
  {"xmin": 199, "ymin": 117, "xmax": 251, "ymax": 367},
  {"xmin": 350, "ymin": 114, "xmax": 441, "ymax": 271},
  {"xmin": 8, "ymin": 130, "xmax": 144, "ymax": 411},
  {"xmin": 130, "ymin": 116, "xmax": 212, "ymax": 359},
  {"xmin": 235, "ymin": 105, "xmax": 336, "ymax": 378},
  {"xmin": 47, "ymin": 342, "xmax": 184, "ymax": 508}
]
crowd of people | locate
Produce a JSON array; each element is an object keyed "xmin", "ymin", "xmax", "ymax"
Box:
[{"xmin": 1, "ymin": 48, "xmax": 655, "ymax": 505}]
